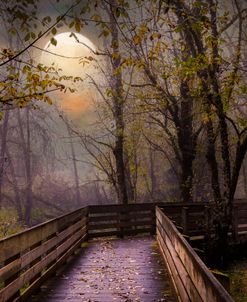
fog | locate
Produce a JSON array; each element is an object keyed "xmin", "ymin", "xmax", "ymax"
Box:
[{"xmin": 0, "ymin": 0, "xmax": 246, "ymax": 230}]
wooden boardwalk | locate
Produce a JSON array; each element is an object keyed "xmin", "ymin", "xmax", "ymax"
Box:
[
  {"xmin": 1, "ymin": 202, "xmax": 241, "ymax": 301},
  {"xmin": 30, "ymin": 237, "xmax": 175, "ymax": 302}
]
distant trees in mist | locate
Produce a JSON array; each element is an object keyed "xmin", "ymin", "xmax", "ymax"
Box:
[{"xmin": 0, "ymin": 0, "xmax": 247, "ymax": 242}]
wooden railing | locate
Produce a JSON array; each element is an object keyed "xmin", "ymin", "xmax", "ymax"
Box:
[
  {"xmin": 0, "ymin": 201, "xmax": 246, "ymax": 301},
  {"xmin": 160, "ymin": 201, "xmax": 247, "ymax": 240},
  {"xmin": 87, "ymin": 203, "xmax": 159, "ymax": 239},
  {"xmin": 159, "ymin": 203, "xmax": 208, "ymax": 237},
  {"xmin": 0, "ymin": 207, "xmax": 88, "ymax": 302},
  {"xmin": 0, "ymin": 203, "xmax": 158, "ymax": 301},
  {"xmin": 156, "ymin": 206, "xmax": 234, "ymax": 302},
  {"xmin": 233, "ymin": 201, "xmax": 247, "ymax": 238}
]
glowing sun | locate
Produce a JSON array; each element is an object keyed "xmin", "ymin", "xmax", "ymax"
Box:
[
  {"xmin": 41, "ymin": 32, "xmax": 96, "ymax": 77},
  {"xmin": 39, "ymin": 32, "xmax": 97, "ymax": 123}
]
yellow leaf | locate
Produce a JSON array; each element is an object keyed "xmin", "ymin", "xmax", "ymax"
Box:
[
  {"xmin": 112, "ymin": 52, "xmax": 120, "ymax": 60},
  {"xmin": 91, "ymin": 14, "xmax": 101, "ymax": 22},
  {"xmin": 150, "ymin": 33, "xmax": 161, "ymax": 40},
  {"xmin": 75, "ymin": 22, "xmax": 81, "ymax": 32},
  {"xmin": 139, "ymin": 24, "xmax": 149, "ymax": 34},
  {"xmin": 45, "ymin": 96, "xmax": 52, "ymax": 105},
  {"xmin": 133, "ymin": 35, "xmax": 141, "ymax": 45}
]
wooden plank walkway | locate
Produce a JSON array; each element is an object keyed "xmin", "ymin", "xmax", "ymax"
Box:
[{"xmin": 30, "ymin": 237, "xmax": 175, "ymax": 302}]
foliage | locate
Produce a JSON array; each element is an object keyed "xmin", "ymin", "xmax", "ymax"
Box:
[
  {"xmin": 0, "ymin": 0, "xmax": 247, "ymax": 243},
  {"xmin": 227, "ymin": 259, "xmax": 247, "ymax": 302},
  {"xmin": 0, "ymin": 0, "xmax": 83, "ymax": 114},
  {"xmin": 0, "ymin": 208, "xmax": 23, "ymax": 238}
]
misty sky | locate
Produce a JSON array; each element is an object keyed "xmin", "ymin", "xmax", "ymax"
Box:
[{"xmin": 0, "ymin": 0, "xmax": 107, "ymax": 184}]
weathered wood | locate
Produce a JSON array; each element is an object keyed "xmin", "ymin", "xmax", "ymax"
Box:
[
  {"xmin": 89, "ymin": 219, "xmax": 154, "ymax": 229},
  {"xmin": 157, "ymin": 231, "xmax": 194, "ymax": 302},
  {"xmin": 30, "ymin": 237, "xmax": 175, "ymax": 302},
  {"xmin": 88, "ymin": 214, "xmax": 155, "ymax": 225},
  {"xmin": 20, "ymin": 234, "xmax": 86, "ymax": 302},
  {"xmin": 88, "ymin": 226, "xmax": 154, "ymax": 237},
  {"xmin": 88, "ymin": 230, "xmax": 121, "ymax": 239},
  {"xmin": 156, "ymin": 207, "xmax": 234, "ymax": 302},
  {"xmin": 0, "ymin": 229, "xmax": 86, "ymax": 302},
  {"xmin": 88, "ymin": 214, "xmax": 118, "ymax": 222},
  {"xmin": 88, "ymin": 201, "xmax": 247, "ymax": 241},
  {"xmin": 0, "ymin": 221, "xmax": 86, "ymax": 283},
  {"xmin": 88, "ymin": 203, "xmax": 158, "ymax": 214},
  {"xmin": 0, "ymin": 208, "xmax": 87, "ymax": 264},
  {"xmin": 87, "ymin": 204, "xmax": 157, "ymax": 239},
  {"xmin": 0, "ymin": 201, "xmax": 246, "ymax": 301},
  {"xmin": 0, "ymin": 208, "xmax": 88, "ymax": 301}
]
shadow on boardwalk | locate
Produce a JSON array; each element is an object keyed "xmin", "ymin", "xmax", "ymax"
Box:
[{"xmin": 31, "ymin": 236, "xmax": 175, "ymax": 302}]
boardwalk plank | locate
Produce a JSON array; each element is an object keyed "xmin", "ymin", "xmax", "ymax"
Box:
[{"xmin": 30, "ymin": 237, "xmax": 175, "ymax": 302}]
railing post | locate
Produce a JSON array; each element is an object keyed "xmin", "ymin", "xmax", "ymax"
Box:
[
  {"xmin": 85, "ymin": 206, "xmax": 89, "ymax": 241},
  {"xmin": 150, "ymin": 204, "xmax": 156, "ymax": 235},
  {"xmin": 3, "ymin": 253, "xmax": 21, "ymax": 300},
  {"xmin": 118, "ymin": 208, "xmax": 125, "ymax": 238}
]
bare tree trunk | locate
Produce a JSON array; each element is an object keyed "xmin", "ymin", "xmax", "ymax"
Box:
[
  {"xmin": 17, "ymin": 108, "xmax": 33, "ymax": 226},
  {"xmin": 69, "ymin": 130, "xmax": 81, "ymax": 207},
  {"xmin": 5, "ymin": 147, "xmax": 23, "ymax": 222},
  {"xmin": 124, "ymin": 152, "xmax": 136, "ymax": 202},
  {"xmin": 0, "ymin": 111, "xmax": 9, "ymax": 207},
  {"xmin": 177, "ymin": 82, "xmax": 195, "ymax": 203},
  {"xmin": 24, "ymin": 108, "xmax": 33, "ymax": 225},
  {"xmin": 149, "ymin": 147, "xmax": 157, "ymax": 199},
  {"xmin": 61, "ymin": 115, "xmax": 81, "ymax": 208},
  {"xmin": 109, "ymin": 1, "xmax": 128, "ymax": 204}
]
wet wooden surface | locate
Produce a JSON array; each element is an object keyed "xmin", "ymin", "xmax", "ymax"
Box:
[{"xmin": 30, "ymin": 236, "xmax": 175, "ymax": 302}]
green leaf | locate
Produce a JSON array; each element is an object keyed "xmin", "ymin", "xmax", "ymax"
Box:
[
  {"xmin": 25, "ymin": 33, "xmax": 30, "ymax": 41},
  {"xmin": 50, "ymin": 37, "xmax": 57, "ymax": 46},
  {"xmin": 69, "ymin": 21, "xmax": 75, "ymax": 28},
  {"xmin": 75, "ymin": 22, "xmax": 81, "ymax": 32},
  {"xmin": 99, "ymin": 29, "xmax": 109, "ymax": 38},
  {"xmin": 43, "ymin": 16, "xmax": 51, "ymax": 23},
  {"xmin": 51, "ymin": 27, "xmax": 57, "ymax": 35}
]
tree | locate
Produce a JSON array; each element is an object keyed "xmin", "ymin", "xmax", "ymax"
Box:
[
  {"xmin": 79, "ymin": 0, "xmax": 247, "ymax": 261},
  {"xmin": 0, "ymin": 0, "xmax": 83, "ymax": 211},
  {"xmin": 0, "ymin": 0, "xmax": 83, "ymax": 112},
  {"xmin": 68, "ymin": 0, "xmax": 134, "ymax": 204},
  {"xmin": 95, "ymin": 0, "xmax": 204, "ymax": 203},
  {"xmin": 155, "ymin": 0, "xmax": 247, "ymax": 263},
  {"xmin": 59, "ymin": 112, "xmax": 82, "ymax": 208}
]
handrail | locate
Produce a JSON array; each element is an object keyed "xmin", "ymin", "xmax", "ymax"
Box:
[
  {"xmin": 0, "ymin": 207, "xmax": 88, "ymax": 302},
  {"xmin": 0, "ymin": 201, "xmax": 245, "ymax": 301},
  {"xmin": 87, "ymin": 203, "xmax": 160, "ymax": 238},
  {"xmin": 156, "ymin": 206, "xmax": 234, "ymax": 302},
  {"xmin": 159, "ymin": 201, "xmax": 247, "ymax": 239}
]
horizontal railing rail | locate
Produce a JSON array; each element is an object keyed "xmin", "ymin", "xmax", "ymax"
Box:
[
  {"xmin": 0, "ymin": 207, "xmax": 88, "ymax": 302},
  {"xmin": 160, "ymin": 201, "xmax": 247, "ymax": 240},
  {"xmin": 233, "ymin": 202, "xmax": 247, "ymax": 238},
  {"xmin": 87, "ymin": 203, "xmax": 162, "ymax": 239},
  {"xmin": 0, "ymin": 200, "xmax": 246, "ymax": 301},
  {"xmin": 156, "ymin": 206, "xmax": 234, "ymax": 302},
  {"xmin": 158, "ymin": 203, "xmax": 207, "ymax": 237}
]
